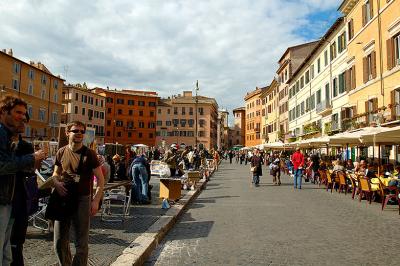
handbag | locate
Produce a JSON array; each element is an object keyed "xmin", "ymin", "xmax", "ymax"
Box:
[
  {"xmin": 45, "ymin": 147, "xmax": 86, "ymax": 221},
  {"xmin": 250, "ymin": 166, "xmax": 257, "ymax": 172}
]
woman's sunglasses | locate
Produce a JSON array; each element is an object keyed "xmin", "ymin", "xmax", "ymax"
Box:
[{"xmin": 69, "ymin": 129, "xmax": 86, "ymax": 134}]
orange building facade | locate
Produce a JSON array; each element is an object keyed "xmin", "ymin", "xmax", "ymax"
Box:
[
  {"xmin": 0, "ymin": 49, "xmax": 64, "ymax": 141},
  {"xmin": 244, "ymin": 87, "xmax": 264, "ymax": 147},
  {"xmin": 94, "ymin": 88, "xmax": 158, "ymax": 146}
]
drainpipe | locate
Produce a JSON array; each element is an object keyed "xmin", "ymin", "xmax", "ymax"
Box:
[{"xmin": 377, "ymin": 0, "xmax": 384, "ymax": 100}]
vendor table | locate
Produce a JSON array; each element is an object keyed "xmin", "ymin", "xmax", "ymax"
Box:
[{"xmin": 159, "ymin": 178, "xmax": 182, "ymax": 201}]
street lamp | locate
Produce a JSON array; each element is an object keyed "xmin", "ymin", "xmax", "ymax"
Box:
[
  {"xmin": 176, "ymin": 127, "xmax": 179, "ymax": 146},
  {"xmin": 195, "ymin": 80, "xmax": 199, "ymax": 148}
]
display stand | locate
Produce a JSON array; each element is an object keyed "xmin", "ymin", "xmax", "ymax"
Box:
[{"xmin": 159, "ymin": 178, "xmax": 182, "ymax": 201}]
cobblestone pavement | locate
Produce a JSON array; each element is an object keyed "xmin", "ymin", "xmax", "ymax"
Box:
[
  {"xmin": 146, "ymin": 160, "xmax": 400, "ymax": 266},
  {"xmin": 24, "ymin": 178, "xmax": 169, "ymax": 266}
]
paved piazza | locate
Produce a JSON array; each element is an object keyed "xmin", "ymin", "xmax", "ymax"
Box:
[{"xmin": 146, "ymin": 160, "xmax": 400, "ymax": 265}]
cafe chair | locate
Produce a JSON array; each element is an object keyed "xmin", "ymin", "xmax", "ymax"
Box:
[
  {"xmin": 101, "ymin": 188, "xmax": 131, "ymax": 222},
  {"xmin": 326, "ymin": 171, "xmax": 335, "ymax": 193},
  {"xmin": 348, "ymin": 174, "xmax": 359, "ymax": 200},
  {"xmin": 358, "ymin": 176, "xmax": 378, "ymax": 204},
  {"xmin": 336, "ymin": 171, "xmax": 349, "ymax": 195},
  {"xmin": 379, "ymin": 180, "xmax": 400, "ymax": 215}
]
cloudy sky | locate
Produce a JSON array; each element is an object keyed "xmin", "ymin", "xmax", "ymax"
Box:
[{"xmin": 0, "ymin": 0, "xmax": 341, "ymax": 114}]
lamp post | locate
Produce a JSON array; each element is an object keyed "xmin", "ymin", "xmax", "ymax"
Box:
[
  {"xmin": 195, "ymin": 80, "xmax": 199, "ymax": 148},
  {"xmin": 176, "ymin": 127, "xmax": 179, "ymax": 146}
]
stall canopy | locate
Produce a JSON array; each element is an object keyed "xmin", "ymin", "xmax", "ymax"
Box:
[
  {"xmin": 360, "ymin": 125, "xmax": 400, "ymax": 145},
  {"xmin": 261, "ymin": 141, "xmax": 286, "ymax": 150}
]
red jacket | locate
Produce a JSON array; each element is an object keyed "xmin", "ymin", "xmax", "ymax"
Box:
[{"xmin": 291, "ymin": 151, "xmax": 304, "ymax": 170}]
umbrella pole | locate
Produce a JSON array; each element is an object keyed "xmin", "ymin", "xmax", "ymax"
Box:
[{"xmin": 378, "ymin": 144, "xmax": 381, "ymax": 177}]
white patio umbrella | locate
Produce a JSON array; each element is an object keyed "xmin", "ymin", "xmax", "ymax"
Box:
[{"xmin": 360, "ymin": 126, "xmax": 400, "ymax": 145}]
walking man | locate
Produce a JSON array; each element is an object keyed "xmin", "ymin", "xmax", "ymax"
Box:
[
  {"xmin": 291, "ymin": 147, "xmax": 304, "ymax": 189},
  {"xmin": 0, "ymin": 96, "xmax": 46, "ymax": 266},
  {"xmin": 51, "ymin": 121, "xmax": 104, "ymax": 265}
]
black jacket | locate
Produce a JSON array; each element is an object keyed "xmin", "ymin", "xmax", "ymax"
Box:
[{"xmin": 0, "ymin": 124, "xmax": 35, "ymax": 205}]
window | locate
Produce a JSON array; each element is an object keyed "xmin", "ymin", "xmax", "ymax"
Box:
[
  {"xmin": 39, "ymin": 109, "xmax": 46, "ymax": 121},
  {"xmin": 295, "ymin": 81, "xmax": 299, "ymax": 93},
  {"xmin": 116, "ymin": 98, "xmax": 124, "ymax": 104},
  {"xmin": 316, "ymin": 89, "xmax": 322, "ymax": 104},
  {"xmin": 363, "ymin": 0, "xmax": 373, "ymax": 26},
  {"xmin": 363, "ymin": 51, "xmax": 376, "ymax": 82},
  {"xmin": 41, "ymin": 74, "xmax": 47, "ymax": 85},
  {"xmin": 305, "ymin": 70, "xmax": 310, "ymax": 84},
  {"xmin": 180, "ymin": 119, "xmax": 186, "ymax": 127},
  {"xmin": 12, "ymin": 79, "xmax": 18, "ymax": 90},
  {"xmin": 139, "ymin": 110, "xmax": 143, "ymax": 116},
  {"xmin": 157, "ymin": 121, "xmax": 162, "ymax": 126},
  {"xmin": 189, "ymin": 107, "xmax": 193, "ymax": 115},
  {"xmin": 317, "ymin": 58, "xmax": 321, "ymax": 73},
  {"xmin": 158, "ymin": 109, "xmax": 161, "ymax": 114},
  {"xmin": 338, "ymin": 72, "xmax": 346, "ymax": 94},
  {"xmin": 310, "ymin": 64, "xmax": 314, "ymax": 79},
  {"xmin": 300, "ymin": 76, "xmax": 304, "ymax": 88},
  {"xmin": 74, "ymin": 106, "xmax": 78, "ymax": 114},
  {"xmin": 117, "ymin": 132, "xmax": 122, "ymax": 137},
  {"xmin": 28, "ymin": 84, "xmax": 33, "ymax": 95},
  {"xmin": 106, "ymin": 97, "xmax": 113, "ymax": 103},
  {"xmin": 333, "ymin": 77, "xmax": 338, "ymax": 97},
  {"xmin": 167, "ymin": 109, "xmax": 170, "ymax": 114},
  {"xmin": 107, "ymin": 120, "xmax": 111, "ymax": 126},
  {"xmin": 300, "ymin": 101, "xmax": 305, "ymax": 115},
  {"xmin": 188, "ymin": 119, "xmax": 194, "ymax": 127},
  {"xmin": 118, "ymin": 109, "xmax": 122, "ymax": 115},
  {"xmin": 181, "ymin": 107, "xmax": 185, "ymax": 115},
  {"xmin": 129, "ymin": 110, "xmax": 133, "ymax": 115},
  {"xmin": 13, "ymin": 62, "xmax": 21, "ymax": 74},
  {"xmin": 166, "ymin": 121, "xmax": 171, "ymax": 126},
  {"xmin": 54, "ymin": 94, "xmax": 58, "ymax": 103},
  {"xmin": 330, "ymin": 42, "xmax": 337, "ymax": 61},
  {"xmin": 51, "ymin": 112, "xmax": 57, "ymax": 124},
  {"xmin": 348, "ymin": 19, "xmax": 354, "ymax": 40},
  {"xmin": 28, "ymin": 69, "xmax": 34, "ymax": 79},
  {"xmin": 346, "ymin": 66, "xmax": 356, "ymax": 91},
  {"xmin": 116, "ymin": 120, "xmax": 123, "ymax": 127},
  {"xmin": 324, "ymin": 50, "xmax": 328, "ymax": 66},
  {"xmin": 310, "ymin": 94, "xmax": 316, "ymax": 109},
  {"xmin": 199, "ymin": 107, "xmax": 204, "ymax": 115},
  {"xmin": 27, "ymin": 105, "xmax": 33, "ymax": 119},
  {"xmin": 149, "ymin": 133, "xmax": 153, "ymax": 138},
  {"xmin": 54, "ymin": 80, "xmax": 59, "ymax": 89},
  {"xmin": 174, "ymin": 107, "xmax": 178, "ymax": 115},
  {"xmin": 324, "ymin": 84, "xmax": 330, "ymax": 103},
  {"xmin": 41, "ymin": 89, "xmax": 46, "ymax": 99},
  {"xmin": 82, "ymin": 107, "xmax": 86, "ymax": 116},
  {"xmin": 138, "ymin": 101, "xmax": 145, "ymax": 106},
  {"xmin": 107, "ymin": 108, "xmax": 111, "ymax": 114},
  {"xmin": 150, "ymin": 111, "xmax": 154, "ymax": 117},
  {"xmin": 128, "ymin": 99, "xmax": 134, "ymax": 105},
  {"xmin": 388, "ymin": 33, "xmax": 400, "ymax": 70},
  {"xmin": 338, "ymin": 32, "xmax": 347, "ymax": 53},
  {"xmin": 149, "ymin": 102, "xmax": 156, "ymax": 107}
]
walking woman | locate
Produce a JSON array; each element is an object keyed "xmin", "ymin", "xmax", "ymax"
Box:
[{"xmin": 250, "ymin": 149, "xmax": 263, "ymax": 187}]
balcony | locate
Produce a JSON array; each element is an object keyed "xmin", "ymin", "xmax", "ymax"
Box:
[
  {"xmin": 316, "ymin": 100, "xmax": 332, "ymax": 115},
  {"xmin": 331, "ymin": 121, "xmax": 340, "ymax": 132},
  {"xmin": 126, "ymin": 126, "xmax": 135, "ymax": 131}
]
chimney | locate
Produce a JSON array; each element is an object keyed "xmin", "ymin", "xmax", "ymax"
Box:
[
  {"xmin": 7, "ymin": 49, "xmax": 13, "ymax": 56},
  {"xmin": 183, "ymin": 91, "xmax": 192, "ymax": 97},
  {"xmin": 1, "ymin": 49, "xmax": 6, "ymax": 53},
  {"xmin": 30, "ymin": 61, "xmax": 34, "ymax": 65}
]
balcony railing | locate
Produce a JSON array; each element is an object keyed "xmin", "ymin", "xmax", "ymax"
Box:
[
  {"xmin": 316, "ymin": 100, "xmax": 332, "ymax": 114},
  {"xmin": 331, "ymin": 121, "xmax": 340, "ymax": 131}
]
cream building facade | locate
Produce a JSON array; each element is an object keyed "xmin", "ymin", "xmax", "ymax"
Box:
[
  {"xmin": 288, "ymin": 18, "xmax": 350, "ymax": 139},
  {"xmin": 62, "ymin": 84, "xmax": 106, "ymax": 145}
]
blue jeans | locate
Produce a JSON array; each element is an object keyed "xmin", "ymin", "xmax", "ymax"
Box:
[
  {"xmin": 0, "ymin": 204, "xmax": 13, "ymax": 266},
  {"xmin": 132, "ymin": 164, "xmax": 149, "ymax": 202},
  {"xmin": 253, "ymin": 175, "xmax": 260, "ymax": 185},
  {"xmin": 294, "ymin": 169, "xmax": 303, "ymax": 189}
]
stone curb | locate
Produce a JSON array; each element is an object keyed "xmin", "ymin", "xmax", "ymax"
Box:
[{"xmin": 111, "ymin": 173, "xmax": 211, "ymax": 266}]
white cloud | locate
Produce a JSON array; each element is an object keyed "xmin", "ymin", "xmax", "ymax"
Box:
[{"xmin": 0, "ymin": 0, "xmax": 341, "ymax": 114}]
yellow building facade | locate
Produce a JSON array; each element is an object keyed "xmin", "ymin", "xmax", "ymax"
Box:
[
  {"xmin": 0, "ymin": 49, "xmax": 64, "ymax": 141},
  {"xmin": 340, "ymin": 0, "xmax": 400, "ymax": 127},
  {"xmin": 261, "ymin": 81, "xmax": 280, "ymax": 143}
]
